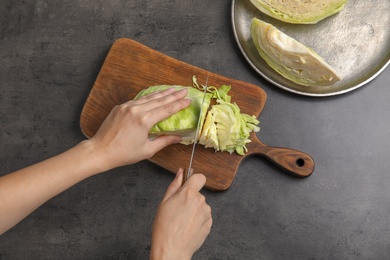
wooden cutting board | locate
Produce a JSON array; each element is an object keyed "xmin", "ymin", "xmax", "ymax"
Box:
[{"xmin": 80, "ymin": 38, "xmax": 314, "ymax": 191}]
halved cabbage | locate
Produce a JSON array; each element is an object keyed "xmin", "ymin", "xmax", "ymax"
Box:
[
  {"xmin": 133, "ymin": 77, "xmax": 260, "ymax": 155},
  {"xmin": 249, "ymin": 0, "xmax": 349, "ymax": 24},
  {"xmin": 251, "ymin": 18, "xmax": 341, "ymax": 87}
]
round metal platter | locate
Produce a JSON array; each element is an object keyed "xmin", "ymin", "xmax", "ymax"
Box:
[{"xmin": 232, "ymin": 0, "xmax": 390, "ymax": 97}]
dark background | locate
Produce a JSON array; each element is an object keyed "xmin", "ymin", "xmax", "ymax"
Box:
[{"xmin": 1, "ymin": 1, "xmax": 389, "ymax": 259}]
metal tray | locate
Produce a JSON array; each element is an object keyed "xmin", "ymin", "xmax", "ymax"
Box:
[{"xmin": 232, "ymin": 0, "xmax": 390, "ymax": 97}]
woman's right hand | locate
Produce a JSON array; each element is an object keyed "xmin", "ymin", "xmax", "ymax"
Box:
[{"xmin": 151, "ymin": 168, "xmax": 213, "ymax": 260}]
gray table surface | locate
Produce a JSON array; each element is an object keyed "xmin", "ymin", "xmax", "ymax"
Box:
[{"xmin": 1, "ymin": 1, "xmax": 389, "ymax": 259}]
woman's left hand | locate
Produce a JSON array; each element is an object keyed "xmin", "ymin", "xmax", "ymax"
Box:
[{"xmin": 90, "ymin": 88, "xmax": 190, "ymax": 171}]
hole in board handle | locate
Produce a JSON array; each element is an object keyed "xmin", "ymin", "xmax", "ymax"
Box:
[{"xmin": 296, "ymin": 158, "xmax": 305, "ymax": 167}]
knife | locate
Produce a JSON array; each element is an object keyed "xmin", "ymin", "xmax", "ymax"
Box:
[{"xmin": 182, "ymin": 73, "xmax": 209, "ymax": 185}]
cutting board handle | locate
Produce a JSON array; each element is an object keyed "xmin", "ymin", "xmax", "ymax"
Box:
[{"xmin": 247, "ymin": 136, "xmax": 315, "ymax": 177}]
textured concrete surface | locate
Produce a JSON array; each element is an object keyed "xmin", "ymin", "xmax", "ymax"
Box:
[{"xmin": 1, "ymin": 1, "xmax": 390, "ymax": 259}]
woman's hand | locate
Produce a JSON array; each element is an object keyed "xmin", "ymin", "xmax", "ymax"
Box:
[
  {"xmin": 90, "ymin": 88, "xmax": 190, "ymax": 171},
  {"xmin": 151, "ymin": 169, "xmax": 213, "ymax": 260}
]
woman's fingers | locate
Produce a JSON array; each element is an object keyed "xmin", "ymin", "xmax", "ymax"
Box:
[
  {"xmin": 147, "ymin": 135, "xmax": 183, "ymax": 157},
  {"xmin": 133, "ymin": 88, "xmax": 188, "ymax": 110},
  {"xmin": 132, "ymin": 88, "xmax": 175, "ymax": 104},
  {"xmin": 161, "ymin": 168, "xmax": 185, "ymax": 202},
  {"xmin": 182, "ymin": 173, "xmax": 207, "ymax": 192},
  {"xmin": 148, "ymin": 98, "xmax": 191, "ymax": 126},
  {"xmin": 125, "ymin": 88, "xmax": 191, "ymax": 130}
]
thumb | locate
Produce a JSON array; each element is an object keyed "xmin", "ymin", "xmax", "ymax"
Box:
[
  {"xmin": 149, "ymin": 135, "xmax": 182, "ymax": 154},
  {"xmin": 161, "ymin": 168, "xmax": 184, "ymax": 202}
]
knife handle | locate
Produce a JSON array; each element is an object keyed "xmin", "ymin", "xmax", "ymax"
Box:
[{"xmin": 182, "ymin": 168, "xmax": 194, "ymax": 186}]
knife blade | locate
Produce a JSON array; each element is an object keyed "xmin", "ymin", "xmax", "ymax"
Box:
[{"xmin": 182, "ymin": 73, "xmax": 209, "ymax": 185}]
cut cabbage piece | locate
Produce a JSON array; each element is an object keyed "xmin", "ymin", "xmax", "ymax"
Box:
[
  {"xmin": 200, "ymin": 99, "xmax": 260, "ymax": 155},
  {"xmin": 249, "ymin": 0, "xmax": 349, "ymax": 24},
  {"xmin": 251, "ymin": 18, "xmax": 341, "ymax": 87},
  {"xmin": 133, "ymin": 77, "xmax": 260, "ymax": 155}
]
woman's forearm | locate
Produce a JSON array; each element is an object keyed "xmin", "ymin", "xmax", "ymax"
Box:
[
  {"xmin": 0, "ymin": 88, "xmax": 190, "ymax": 235},
  {"xmin": 0, "ymin": 140, "xmax": 105, "ymax": 235}
]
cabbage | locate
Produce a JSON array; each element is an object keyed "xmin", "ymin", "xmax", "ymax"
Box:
[
  {"xmin": 133, "ymin": 77, "xmax": 260, "ymax": 155},
  {"xmin": 134, "ymin": 83, "xmax": 212, "ymax": 144},
  {"xmin": 249, "ymin": 0, "xmax": 349, "ymax": 24},
  {"xmin": 251, "ymin": 18, "xmax": 341, "ymax": 87},
  {"xmin": 200, "ymin": 99, "xmax": 260, "ymax": 155}
]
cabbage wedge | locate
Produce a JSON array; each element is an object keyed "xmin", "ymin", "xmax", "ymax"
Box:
[
  {"xmin": 133, "ymin": 77, "xmax": 260, "ymax": 155},
  {"xmin": 249, "ymin": 0, "xmax": 349, "ymax": 24},
  {"xmin": 251, "ymin": 18, "xmax": 341, "ymax": 87}
]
